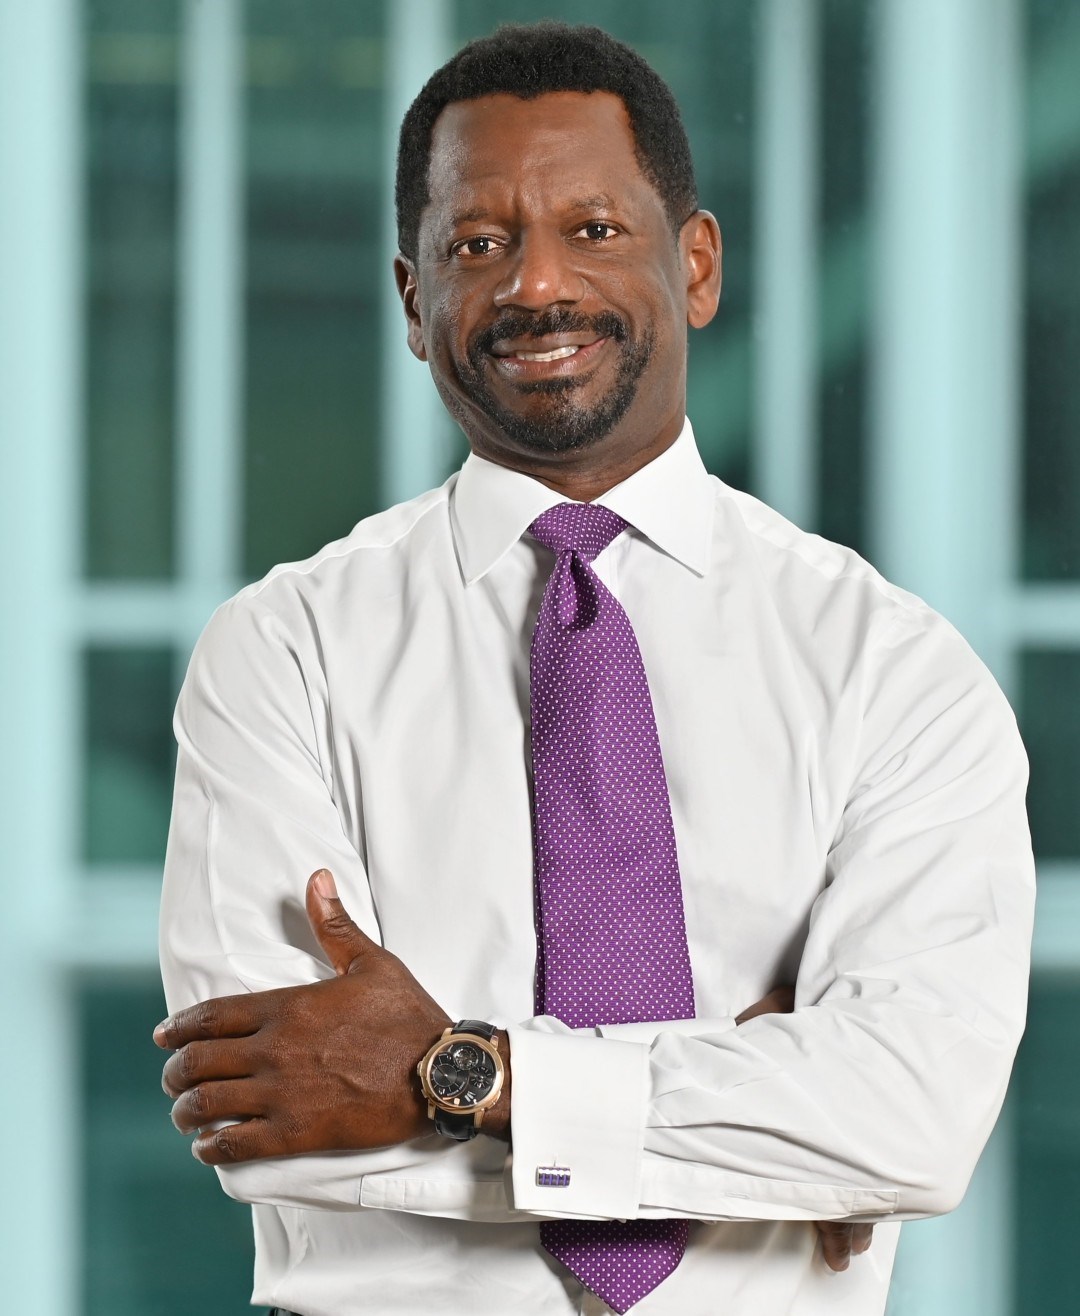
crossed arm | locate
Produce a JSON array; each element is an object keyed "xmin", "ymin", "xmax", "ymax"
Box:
[
  {"xmin": 155, "ymin": 868, "xmax": 872, "ymax": 1272},
  {"xmin": 155, "ymin": 590, "xmax": 1034, "ymax": 1279}
]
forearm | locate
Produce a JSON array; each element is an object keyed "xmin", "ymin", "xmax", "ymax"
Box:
[
  {"xmin": 508, "ymin": 984, "xmax": 1022, "ymax": 1225},
  {"xmin": 508, "ymin": 685, "xmax": 1034, "ymax": 1227}
]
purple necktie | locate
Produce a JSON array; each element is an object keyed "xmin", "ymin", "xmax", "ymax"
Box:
[{"xmin": 529, "ymin": 502, "xmax": 695, "ymax": 1314}]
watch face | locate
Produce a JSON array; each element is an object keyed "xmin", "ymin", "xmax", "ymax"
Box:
[{"xmin": 429, "ymin": 1041, "xmax": 497, "ymax": 1107}]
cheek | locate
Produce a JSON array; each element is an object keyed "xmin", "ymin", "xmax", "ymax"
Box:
[
  {"xmin": 606, "ymin": 263, "xmax": 681, "ymax": 324},
  {"xmin": 422, "ymin": 293, "xmax": 470, "ymax": 361}
]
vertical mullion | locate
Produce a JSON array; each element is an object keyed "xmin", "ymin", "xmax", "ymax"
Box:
[
  {"xmin": 870, "ymin": 0, "xmax": 1022, "ymax": 688},
  {"xmin": 176, "ymin": 0, "xmax": 244, "ymax": 626},
  {"xmin": 379, "ymin": 0, "xmax": 452, "ymax": 508},
  {"xmin": 872, "ymin": 2, "xmax": 1023, "ymax": 1314},
  {"xmin": 0, "ymin": 1, "xmax": 82, "ymax": 1312},
  {"xmin": 752, "ymin": 0, "xmax": 820, "ymax": 530}
]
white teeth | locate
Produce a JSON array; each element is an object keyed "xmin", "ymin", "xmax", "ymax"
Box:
[{"xmin": 512, "ymin": 345, "xmax": 580, "ymax": 362}]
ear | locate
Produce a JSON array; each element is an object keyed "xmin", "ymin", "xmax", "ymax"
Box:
[
  {"xmin": 680, "ymin": 210, "xmax": 722, "ymax": 330},
  {"xmin": 394, "ymin": 254, "xmax": 428, "ymax": 362}
]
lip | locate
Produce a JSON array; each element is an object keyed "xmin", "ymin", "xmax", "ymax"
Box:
[{"xmin": 488, "ymin": 335, "xmax": 610, "ymax": 381}]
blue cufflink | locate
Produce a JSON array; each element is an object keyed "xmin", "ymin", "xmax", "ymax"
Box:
[{"xmin": 536, "ymin": 1164, "xmax": 571, "ymax": 1188}]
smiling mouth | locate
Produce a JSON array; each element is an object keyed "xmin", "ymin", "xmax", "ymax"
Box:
[
  {"xmin": 510, "ymin": 345, "xmax": 582, "ymax": 362},
  {"xmin": 488, "ymin": 335, "xmax": 610, "ymax": 380}
]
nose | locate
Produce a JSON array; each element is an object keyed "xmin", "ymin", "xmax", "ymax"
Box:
[{"xmin": 493, "ymin": 230, "xmax": 585, "ymax": 311}]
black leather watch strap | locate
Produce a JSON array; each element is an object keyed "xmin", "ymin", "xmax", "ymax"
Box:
[
  {"xmin": 455, "ymin": 1019, "xmax": 496, "ymax": 1041},
  {"xmin": 433, "ymin": 1106, "xmax": 481, "ymax": 1139}
]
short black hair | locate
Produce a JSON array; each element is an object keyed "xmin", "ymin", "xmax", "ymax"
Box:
[{"xmin": 395, "ymin": 22, "xmax": 698, "ymax": 261}]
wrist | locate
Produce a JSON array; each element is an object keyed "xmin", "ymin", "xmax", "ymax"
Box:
[
  {"xmin": 482, "ymin": 1030, "xmax": 512, "ymax": 1142},
  {"xmin": 415, "ymin": 1020, "xmax": 511, "ymax": 1142}
]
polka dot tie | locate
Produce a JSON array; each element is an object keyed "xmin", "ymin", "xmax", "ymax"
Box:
[{"xmin": 529, "ymin": 503, "xmax": 695, "ymax": 1314}]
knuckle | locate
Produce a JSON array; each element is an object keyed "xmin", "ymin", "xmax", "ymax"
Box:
[
  {"xmin": 177, "ymin": 1044, "xmax": 199, "ymax": 1081},
  {"xmin": 188, "ymin": 1084, "xmax": 210, "ymax": 1120},
  {"xmin": 192, "ymin": 1001, "xmax": 218, "ymax": 1038},
  {"xmin": 323, "ymin": 911, "xmax": 355, "ymax": 937},
  {"xmin": 209, "ymin": 1126, "xmax": 236, "ymax": 1163},
  {"xmin": 160, "ymin": 1017, "xmax": 182, "ymax": 1050}
]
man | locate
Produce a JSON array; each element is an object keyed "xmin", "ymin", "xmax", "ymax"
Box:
[{"xmin": 155, "ymin": 22, "xmax": 1034, "ymax": 1316}]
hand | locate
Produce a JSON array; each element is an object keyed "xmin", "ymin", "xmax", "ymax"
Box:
[
  {"xmin": 735, "ymin": 983, "xmax": 874, "ymax": 1272},
  {"xmin": 734, "ymin": 984, "xmax": 795, "ymax": 1024},
  {"xmin": 155, "ymin": 869, "xmax": 454, "ymax": 1165},
  {"xmin": 815, "ymin": 1220, "xmax": 874, "ymax": 1272}
]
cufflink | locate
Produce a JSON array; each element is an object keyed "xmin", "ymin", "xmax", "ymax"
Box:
[{"xmin": 536, "ymin": 1164, "xmax": 571, "ymax": 1188}]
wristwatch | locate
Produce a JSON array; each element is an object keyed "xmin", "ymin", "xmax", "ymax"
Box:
[{"xmin": 416, "ymin": 1020, "xmax": 505, "ymax": 1140}]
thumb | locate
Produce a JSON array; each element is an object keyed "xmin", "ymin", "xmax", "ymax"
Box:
[{"xmin": 305, "ymin": 869, "xmax": 378, "ymax": 975}]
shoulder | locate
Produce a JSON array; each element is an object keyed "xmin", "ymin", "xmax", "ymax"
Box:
[
  {"xmin": 242, "ymin": 481, "xmax": 453, "ymax": 607},
  {"xmin": 710, "ymin": 476, "xmax": 953, "ymax": 649},
  {"xmin": 189, "ymin": 480, "xmax": 457, "ymax": 681},
  {"xmin": 713, "ymin": 479, "xmax": 916, "ymax": 611},
  {"xmin": 707, "ymin": 478, "xmax": 1015, "ymax": 733}
]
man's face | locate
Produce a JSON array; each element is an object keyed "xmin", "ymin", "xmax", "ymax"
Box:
[{"xmin": 397, "ymin": 91, "xmax": 720, "ymax": 480}]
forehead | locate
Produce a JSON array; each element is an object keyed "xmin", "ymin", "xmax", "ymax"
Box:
[{"xmin": 423, "ymin": 91, "xmax": 657, "ymax": 227}]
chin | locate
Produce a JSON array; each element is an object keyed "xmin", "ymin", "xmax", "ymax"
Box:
[{"xmin": 466, "ymin": 343, "xmax": 655, "ymax": 457}]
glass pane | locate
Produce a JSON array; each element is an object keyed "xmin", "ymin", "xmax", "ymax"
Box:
[
  {"xmin": 84, "ymin": 646, "xmax": 176, "ymax": 864},
  {"xmin": 1019, "ymin": 649, "xmax": 1080, "ymax": 859},
  {"xmin": 453, "ymin": 0, "xmax": 757, "ymax": 489},
  {"xmin": 243, "ymin": 0, "xmax": 386, "ymax": 579},
  {"xmin": 1013, "ymin": 977, "xmax": 1080, "ymax": 1314},
  {"xmin": 1021, "ymin": 0, "xmax": 1080, "ymax": 580},
  {"xmin": 816, "ymin": 0, "xmax": 872, "ymax": 558},
  {"xmin": 83, "ymin": 0, "xmax": 179, "ymax": 579},
  {"xmin": 81, "ymin": 979, "xmax": 254, "ymax": 1315}
]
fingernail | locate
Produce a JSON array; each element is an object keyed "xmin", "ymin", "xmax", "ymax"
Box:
[
  {"xmin": 313, "ymin": 869, "xmax": 337, "ymax": 898},
  {"xmin": 153, "ymin": 1020, "xmax": 169, "ymax": 1045}
]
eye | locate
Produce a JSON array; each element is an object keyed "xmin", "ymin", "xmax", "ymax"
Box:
[
  {"xmin": 577, "ymin": 221, "xmax": 618, "ymax": 242},
  {"xmin": 451, "ymin": 234, "xmax": 500, "ymax": 258}
]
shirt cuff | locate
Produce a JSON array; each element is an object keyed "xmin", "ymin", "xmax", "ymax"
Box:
[
  {"xmin": 507, "ymin": 1023, "xmax": 649, "ymax": 1219},
  {"xmin": 597, "ymin": 1016, "xmax": 737, "ymax": 1044}
]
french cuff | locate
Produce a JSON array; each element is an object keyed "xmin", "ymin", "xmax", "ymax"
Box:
[{"xmin": 508, "ymin": 1024, "xmax": 648, "ymax": 1219}]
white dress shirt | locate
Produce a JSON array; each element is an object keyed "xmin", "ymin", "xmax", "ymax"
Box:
[{"xmin": 160, "ymin": 419, "xmax": 1034, "ymax": 1316}]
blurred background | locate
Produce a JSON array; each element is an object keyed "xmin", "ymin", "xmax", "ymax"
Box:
[{"xmin": 1, "ymin": 0, "xmax": 1078, "ymax": 1312}]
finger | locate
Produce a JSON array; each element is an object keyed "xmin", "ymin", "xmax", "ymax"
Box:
[
  {"xmin": 816, "ymin": 1222, "xmax": 853, "ymax": 1272},
  {"xmin": 171, "ymin": 1078, "xmax": 266, "ymax": 1135},
  {"xmin": 162, "ymin": 1037, "xmax": 253, "ymax": 1098},
  {"xmin": 305, "ymin": 869, "xmax": 380, "ymax": 976},
  {"xmin": 191, "ymin": 1117, "xmax": 279, "ymax": 1166},
  {"xmin": 154, "ymin": 992, "xmax": 262, "ymax": 1050},
  {"xmin": 852, "ymin": 1223, "xmax": 874, "ymax": 1255}
]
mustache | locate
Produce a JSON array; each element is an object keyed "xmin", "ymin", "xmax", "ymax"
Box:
[{"xmin": 470, "ymin": 308, "xmax": 629, "ymax": 358}]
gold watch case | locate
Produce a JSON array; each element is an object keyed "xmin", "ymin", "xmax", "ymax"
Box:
[{"xmin": 416, "ymin": 1026, "xmax": 505, "ymax": 1123}]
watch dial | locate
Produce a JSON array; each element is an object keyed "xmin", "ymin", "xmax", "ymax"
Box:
[
  {"xmin": 450, "ymin": 1043, "xmax": 479, "ymax": 1072},
  {"xmin": 429, "ymin": 1041, "xmax": 497, "ymax": 1106}
]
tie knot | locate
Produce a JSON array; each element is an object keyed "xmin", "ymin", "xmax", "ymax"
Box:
[{"xmin": 529, "ymin": 502, "xmax": 628, "ymax": 562}]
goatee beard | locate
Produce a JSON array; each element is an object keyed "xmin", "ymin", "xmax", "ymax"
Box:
[{"xmin": 458, "ymin": 308, "xmax": 654, "ymax": 453}]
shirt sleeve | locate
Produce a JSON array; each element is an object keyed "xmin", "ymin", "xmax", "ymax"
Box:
[
  {"xmin": 509, "ymin": 605, "xmax": 1035, "ymax": 1224},
  {"xmin": 159, "ymin": 592, "xmax": 516, "ymax": 1217}
]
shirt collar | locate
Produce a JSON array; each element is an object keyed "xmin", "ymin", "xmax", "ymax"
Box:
[{"xmin": 450, "ymin": 417, "xmax": 714, "ymax": 585}]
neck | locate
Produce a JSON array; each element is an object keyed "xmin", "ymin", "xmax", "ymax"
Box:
[{"xmin": 470, "ymin": 416, "xmax": 684, "ymax": 503}]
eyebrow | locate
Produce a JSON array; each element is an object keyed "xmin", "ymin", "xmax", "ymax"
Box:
[
  {"xmin": 446, "ymin": 194, "xmax": 622, "ymax": 230},
  {"xmin": 448, "ymin": 207, "xmax": 493, "ymax": 227},
  {"xmin": 568, "ymin": 194, "xmax": 618, "ymax": 212}
]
